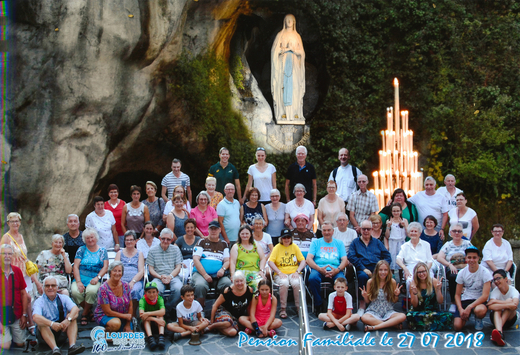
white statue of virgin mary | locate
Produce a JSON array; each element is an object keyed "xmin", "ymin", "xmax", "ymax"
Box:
[{"xmin": 271, "ymin": 14, "xmax": 305, "ymax": 123}]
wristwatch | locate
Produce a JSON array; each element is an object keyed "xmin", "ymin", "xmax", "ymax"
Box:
[
  {"xmin": 97, "ymin": 275, "xmax": 102, "ymax": 280},
  {"xmin": 68, "ymin": 317, "xmax": 72, "ymax": 322}
]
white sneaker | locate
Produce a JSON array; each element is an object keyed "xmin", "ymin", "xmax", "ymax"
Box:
[
  {"xmin": 357, "ymin": 308, "xmax": 365, "ymax": 316},
  {"xmin": 345, "ymin": 324, "xmax": 351, "ymax": 331},
  {"xmin": 449, "ymin": 304, "xmax": 457, "ymax": 313},
  {"xmin": 475, "ymin": 318, "xmax": 483, "ymax": 331}
]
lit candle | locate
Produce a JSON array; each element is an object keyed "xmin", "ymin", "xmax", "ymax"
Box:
[
  {"xmin": 389, "ymin": 107, "xmax": 393, "ymax": 132},
  {"xmin": 394, "ymin": 78, "xmax": 399, "ymax": 135},
  {"xmin": 387, "ymin": 108, "xmax": 391, "ymax": 130},
  {"xmin": 381, "ymin": 131, "xmax": 385, "ymax": 152},
  {"xmin": 373, "ymin": 171, "xmax": 379, "ymax": 191},
  {"xmin": 414, "ymin": 152, "xmax": 418, "ymax": 174}
]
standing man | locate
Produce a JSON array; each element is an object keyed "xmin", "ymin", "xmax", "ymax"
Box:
[
  {"xmin": 0, "ymin": 244, "xmax": 29, "ymax": 349},
  {"xmin": 32, "ymin": 276, "xmax": 85, "ymax": 355},
  {"xmin": 63, "ymin": 214, "xmax": 84, "ymax": 264},
  {"xmin": 147, "ymin": 229, "xmax": 183, "ymax": 316},
  {"xmin": 436, "ymin": 174, "xmax": 463, "ymax": 210},
  {"xmin": 208, "ymin": 147, "xmax": 242, "ymax": 200},
  {"xmin": 217, "ymin": 183, "xmax": 241, "ymax": 245},
  {"xmin": 408, "ymin": 176, "xmax": 449, "ymax": 238},
  {"xmin": 285, "ymin": 146, "xmax": 317, "ymax": 205},
  {"xmin": 329, "ymin": 148, "xmax": 362, "ymax": 206},
  {"xmin": 306, "ymin": 222, "xmax": 348, "ymax": 314},
  {"xmin": 161, "ymin": 158, "xmax": 192, "ymax": 205},
  {"xmin": 347, "ymin": 175, "xmax": 379, "ymax": 233}
]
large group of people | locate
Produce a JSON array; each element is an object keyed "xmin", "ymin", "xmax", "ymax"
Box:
[{"xmin": 1, "ymin": 146, "xmax": 518, "ymax": 352}]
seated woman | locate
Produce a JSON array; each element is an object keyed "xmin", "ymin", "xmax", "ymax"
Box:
[
  {"xmin": 482, "ymin": 224, "xmax": 514, "ymax": 277},
  {"xmin": 167, "ymin": 194, "xmax": 189, "ymax": 241},
  {"xmin": 206, "ymin": 177, "xmax": 224, "ymax": 209},
  {"xmin": 407, "ymin": 262, "xmax": 453, "ymax": 331},
  {"xmin": 361, "ymin": 260, "xmax": 406, "ymax": 331},
  {"xmin": 420, "ymin": 215, "xmax": 443, "ymax": 260},
  {"xmin": 136, "ymin": 221, "xmax": 160, "ymax": 260},
  {"xmin": 115, "ymin": 230, "xmax": 145, "ymax": 312},
  {"xmin": 436, "ymin": 223, "xmax": 473, "ymax": 313},
  {"xmin": 448, "ymin": 193, "xmax": 479, "ymax": 241},
  {"xmin": 35, "ymin": 234, "xmax": 73, "ymax": 296},
  {"xmin": 71, "ymin": 228, "xmax": 109, "ymax": 325},
  {"xmin": 230, "ymin": 225, "xmax": 266, "ymax": 292},
  {"xmin": 252, "ymin": 217, "xmax": 273, "ymax": 259},
  {"xmin": 208, "ymin": 271, "xmax": 254, "ymax": 337},
  {"xmin": 396, "ymin": 222, "xmax": 433, "ymax": 291},
  {"xmin": 175, "ymin": 218, "xmax": 201, "ymax": 282},
  {"xmin": 190, "ymin": 191, "xmax": 218, "ymax": 238},
  {"xmin": 239, "ymin": 280, "xmax": 282, "ymax": 337},
  {"xmin": 94, "ymin": 261, "xmax": 134, "ymax": 333},
  {"xmin": 268, "ymin": 228, "xmax": 306, "ymax": 319},
  {"xmin": 241, "ymin": 187, "xmax": 268, "ymax": 227}
]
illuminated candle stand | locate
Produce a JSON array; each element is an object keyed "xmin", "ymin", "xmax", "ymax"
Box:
[{"xmin": 370, "ymin": 78, "xmax": 424, "ymax": 208}]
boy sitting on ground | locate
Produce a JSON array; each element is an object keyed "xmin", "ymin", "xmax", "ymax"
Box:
[
  {"xmin": 167, "ymin": 285, "xmax": 210, "ymax": 340},
  {"xmin": 487, "ymin": 269, "xmax": 519, "ymax": 346},
  {"xmin": 139, "ymin": 282, "xmax": 166, "ymax": 350},
  {"xmin": 319, "ymin": 277, "xmax": 360, "ymax": 331}
]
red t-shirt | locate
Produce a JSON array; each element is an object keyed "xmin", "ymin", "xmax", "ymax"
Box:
[
  {"xmin": 105, "ymin": 200, "xmax": 126, "ymax": 236},
  {"xmin": 1, "ymin": 265, "xmax": 27, "ymax": 320}
]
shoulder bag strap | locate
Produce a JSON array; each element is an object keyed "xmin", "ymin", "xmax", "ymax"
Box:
[
  {"xmin": 56, "ymin": 295, "xmax": 65, "ymax": 322},
  {"xmin": 6, "ymin": 233, "xmax": 28, "ymax": 261}
]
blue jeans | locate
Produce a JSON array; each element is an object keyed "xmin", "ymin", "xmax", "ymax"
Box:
[
  {"xmin": 152, "ymin": 277, "xmax": 182, "ymax": 314},
  {"xmin": 308, "ymin": 269, "xmax": 343, "ymax": 307}
]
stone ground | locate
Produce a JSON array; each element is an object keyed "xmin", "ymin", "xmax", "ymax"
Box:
[{"xmin": 10, "ymin": 298, "xmax": 520, "ymax": 355}]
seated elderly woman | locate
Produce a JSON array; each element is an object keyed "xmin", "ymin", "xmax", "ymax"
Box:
[
  {"xmin": 115, "ymin": 230, "xmax": 145, "ymax": 312},
  {"xmin": 396, "ymin": 222, "xmax": 434, "ymax": 291},
  {"xmin": 482, "ymin": 224, "xmax": 514, "ymax": 277},
  {"xmin": 268, "ymin": 228, "xmax": 306, "ymax": 319},
  {"xmin": 252, "ymin": 216, "xmax": 273, "ymax": 259},
  {"xmin": 240, "ymin": 187, "xmax": 268, "ymax": 227},
  {"xmin": 284, "ymin": 183, "xmax": 314, "ymax": 229},
  {"xmin": 230, "ymin": 225, "xmax": 267, "ymax": 292},
  {"xmin": 94, "ymin": 261, "xmax": 134, "ymax": 333},
  {"xmin": 71, "ymin": 228, "xmax": 109, "ymax": 325},
  {"xmin": 35, "ymin": 234, "xmax": 73, "ymax": 296},
  {"xmin": 190, "ymin": 191, "xmax": 218, "ymax": 238}
]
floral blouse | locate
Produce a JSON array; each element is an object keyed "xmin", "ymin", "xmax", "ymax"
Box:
[
  {"xmin": 94, "ymin": 281, "xmax": 131, "ymax": 324},
  {"xmin": 35, "ymin": 250, "xmax": 69, "ymax": 287}
]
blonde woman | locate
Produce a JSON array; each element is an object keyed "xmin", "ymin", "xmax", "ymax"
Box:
[{"xmin": 206, "ymin": 177, "xmax": 224, "ymax": 208}]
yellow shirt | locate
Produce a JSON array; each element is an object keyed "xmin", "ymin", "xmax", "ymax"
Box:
[{"xmin": 269, "ymin": 243, "xmax": 305, "ymax": 275}]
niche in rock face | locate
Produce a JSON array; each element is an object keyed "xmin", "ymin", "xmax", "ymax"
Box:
[{"xmin": 230, "ymin": 11, "xmax": 329, "ymax": 123}]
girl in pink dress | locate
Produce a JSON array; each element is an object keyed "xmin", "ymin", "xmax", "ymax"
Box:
[{"xmin": 239, "ymin": 280, "xmax": 282, "ymax": 337}]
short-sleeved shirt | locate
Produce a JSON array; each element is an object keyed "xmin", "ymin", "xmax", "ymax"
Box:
[
  {"xmin": 85, "ymin": 210, "xmax": 116, "ymax": 250},
  {"xmin": 94, "ymin": 282, "xmax": 131, "ymax": 324},
  {"xmin": 291, "ymin": 229, "xmax": 316, "ymax": 258},
  {"xmin": 456, "ymin": 265, "xmax": 493, "ymax": 301},
  {"xmin": 175, "ymin": 236, "xmax": 201, "ymax": 260},
  {"xmin": 217, "ymin": 198, "xmax": 241, "ymax": 242},
  {"xmin": 490, "ymin": 285, "xmax": 520, "ymax": 301},
  {"xmin": 33, "ymin": 294, "xmax": 76, "ymax": 322},
  {"xmin": 161, "ymin": 171, "xmax": 191, "ymax": 200},
  {"xmin": 254, "ymin": 233, "xmax": 273, "ymax": 256},
  {"xmin": 436, "ymin": 186, "xmax": 463, "ymax": 211},
  {"xmin": 269, "ymin": 243, "xmax": 305, "ymax": 275},
  {"xmin": 286, "ymin": 162, "xmax": 317, "ymax": 201},
  {"xmin": 318, "ymin": 196, "xmax": 345, "ymax": 228},
  {"xmin": 146, "ymin": 244, "xmax": 183, "ymax": 276},
  {"xmin": 448, "ymin": 207, "xmax": 477, "ymax": 240},
  {"xmin": 333, "ymin": 227, "xmax": 358, "ymax": 254},
  {"xmin": 347, "ymin": 190, "xmax": 379, "ymax": 226},
  {"xmin": 1, "ymin": 266, "xmax": 27, "ymax": 320},
  {"xmin": 439, "ymin": 240, "xmax": 472, "ymax": 269},
  {"xmin": 327, "ymin": 291, "xmax": 353, "ymax": 313},
  {"xmin": 408, "ymin": 191, "xmax": 450, "ymax": 226},
  {"xmin": 63, "ymin": 231, "xmax": 85, "ymax": 263},
  {"xmin": 265, "ymin": 203, "xmax": 286, "ymax": 238},
  {"xmin": 75, "ymin": 246, "xmax": 109, "ymax": 285},
  {"xmin": 396, "ymin": 239, "xmax": 433, "ymax": 270},
  {"xmin": 285, "ymin": 199, "xmax": 315, "ymax": 228},
  {"xmin": 247, "ymin": 164, "xmax": 276, "ymax": 201},
  {"xmin": 329, "ymin": 165, "xmax": 362, "ymax": 202},
  {"xmin": 222, "ymin": 286, "xmax": 254, "ymax": 319},
  {"xmin": 482, "ymin": 238, "xmax": 513, "ymax": 272},
  {"xmin": 208, "ymin": 162, "xmax": 239, "ymax": 195},
  {"xmin": 308, "ymin": 238, "xmax": 346, "ymax": 269},
  {"xmin": 189, "ymin": 206, "xmax": 218, "ymax": 237},
  {"xmin": 176, "ymin": 300, "xmax": 203, "ymax": 323},
  {"xmin": 136, "ymin": 237, "xmax": 161, "ymax": 259},
  {"xmin": 193, "ymin": 239, "xmax": 229, "ymax": 276},
  {"xmin": 139, "ymin": 295, "xmax": 165, "ymax": 312}
]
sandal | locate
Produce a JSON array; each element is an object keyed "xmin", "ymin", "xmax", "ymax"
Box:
[
  {"xmin": 80, "ymin": 316, "xmax": 88, "ymax": 326},
  {"xmin": 279, "ymin": 309, "xmax": 288, "ymax": 319},
  {"xmin": 395, "ymin": 323, "xmax": 403, "ymax": 330},
  {"xmin": 364, "ymin": 325, "xmax": 375, "ymax": 332},
  {"xmin": 268, "ymin": 330, "xmax": 276, "ymax": 337}
]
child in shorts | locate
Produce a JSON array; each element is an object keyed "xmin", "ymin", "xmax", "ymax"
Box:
[
  {"xmin": 319, "ymin": 277, "xmax": 360, "ymax": 331},
  {"xmin": 167, "ymin": 285, "xmax": 210, "ymax": 339},
  {"xmin": 139, "ymin": 282, "xmax": 166, "ymax": 350}
]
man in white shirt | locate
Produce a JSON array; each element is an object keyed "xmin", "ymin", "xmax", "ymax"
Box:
[
  {"xmin": 329, "ymin": 148, "xmax": 362, "ymax": 205},
  {"xmin": 408, "ymin": 176, "xmax": 449, "ymax": 238},
  {"xmin": 435, "ymin": 174, "xmax": 463, "ymax": 210},
  {"xmin": 332, "ymin": 213, "xmax": 357, "ymax": 255},
  {"xmin": 454, "ymin": 246, "xmax": 493, "ymax": 331},
  {"xmin": 161, "ymin": 158, "xmax": 192, "ymax": 205},
  {"xmin": 488, "ymin": 269, "xmax": 519, "ymax": 346}
]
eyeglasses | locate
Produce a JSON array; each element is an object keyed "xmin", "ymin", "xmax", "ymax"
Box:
[
  {"xmin": 358, "ymin": 181, "xmax": 368, "ymax": 184},
  {"xmin": 8, "ymin": 220, "xmax": 20, "ymax": 224},
  {"xmin": 493, "ymin": 277, "xmax": 504, "ymax": 283},
  {"xmin": 361, "ymin": 228, "xmax": 372, "ymax": 231},
  {"xmin": 451, "ymin": 230, "xmax": 463, "ymax": 233},
  {"xmin": 160, "ymin": 238, "xmax": 172, "ymax": 241},
  {"xmin": 125, "ymin": 239, "xmax": 135, "ymax": 243},
  {"xmin": 44, "ymin": 284, "xmax": 58, "ymax": 288},
  {"xmin": 492, "ymin": 230, "xmax": 503, "ymax": 234},
  {"xmin": 1, "ymin": 252, "xmax": 13, "ymax": 256}
]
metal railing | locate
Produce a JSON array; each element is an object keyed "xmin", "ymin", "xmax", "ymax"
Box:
[{"xmin": 298, "ymin": 274, "xmax": 313, "ymax": 355}]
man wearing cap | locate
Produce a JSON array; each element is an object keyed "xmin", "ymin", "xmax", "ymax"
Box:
[
  {"xmin": 268, "ymin": 228, "xmax": 306, "ymax": 318},
  {"xmin": 306, "ymin": 222, "xmax": 348, "ymax": 314},
  {"xmin": 147, "ymin": 228, "xmax": 183, "ymax": 315},
  {"xmin": 208, "ymin": 148, "xmax": 242, "ymax": 199},
  {"xmin": 453, "ymin": 246, "xmax": 493, "ymax": 331},
  {"xmin": 217, "ymin": 183, "xmax": 241, "ymax": 245},
  {"xmin": 32, "ymin": 276, "xmax": 84, "ymax": 355},
  {"xmin": 291, "ymin": 214, "xmax": 316, "ymax": 259},
  {"xmin": 191, "ymin": 221, "xmax": 231, "ymax": 308}
]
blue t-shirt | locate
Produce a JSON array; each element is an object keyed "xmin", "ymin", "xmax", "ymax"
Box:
[
  {"xmin": 75, "ymin": 246, "xmax": 108, "ymax": 285},
  {"xmin": 308, "ymin": 238, "xmax": 346, "ymax": 269}
]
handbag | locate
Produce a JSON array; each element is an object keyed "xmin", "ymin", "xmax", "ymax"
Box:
[
  {"xmin": 1, "ymin": 274, "xmax": 16, "ymax": 325},
  {"xmin": 7, "ymin": 233, "xmax": 39, "ymax": 276}
]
